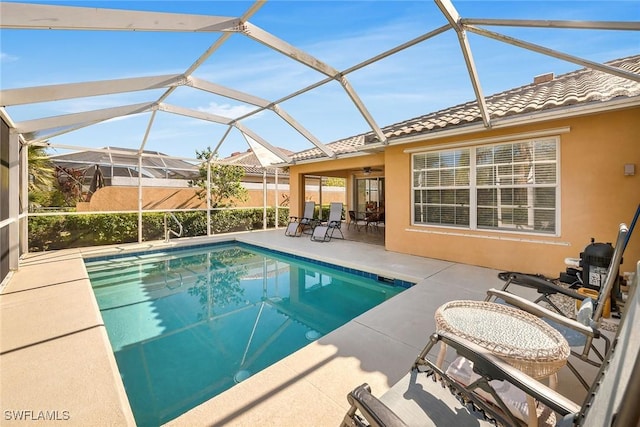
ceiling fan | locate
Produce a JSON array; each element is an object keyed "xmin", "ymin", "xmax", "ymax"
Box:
[{"xmin": 362, "ymin": 166, "xmax": 383, "ymax": 175}]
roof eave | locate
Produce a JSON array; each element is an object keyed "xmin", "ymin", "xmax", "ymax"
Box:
[
  {"xmin": 289, "ymin": 151, "xmax": 372, "ymax": 167},
  {"xmin": 361, "ymin": 96, "xmax": 640, "ymax": 149}
]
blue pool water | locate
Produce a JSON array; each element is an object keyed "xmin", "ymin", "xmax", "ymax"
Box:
[{"xmin": 85, "ymin": 243, "xmax": 408, "ymax": 426}]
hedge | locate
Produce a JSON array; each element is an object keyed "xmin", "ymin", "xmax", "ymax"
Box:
[{"xmin": 28, "ymin": 208, "xmax": 291, "ymax": 252}]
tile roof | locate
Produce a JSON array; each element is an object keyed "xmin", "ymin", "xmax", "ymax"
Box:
[
  {"xmin": 291, "ymin": 54, "xmax": 640, "ymax": 162},
  {"xmin": 222, "ymin": 148, "xmax": 293, "ymax": 176},
  {"xmin": 290, "ymin": 135, "xmax": 366, "ymax": 162}
]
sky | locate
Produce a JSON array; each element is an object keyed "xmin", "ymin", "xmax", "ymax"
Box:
[{"xmin": 1, "ymin": 0, "xmax": 639, "ymax": 163}]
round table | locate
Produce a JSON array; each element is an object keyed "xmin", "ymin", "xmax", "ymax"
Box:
[{"xmin": 435, "ymin": 300, "xmax": 570, "ymax": 426}]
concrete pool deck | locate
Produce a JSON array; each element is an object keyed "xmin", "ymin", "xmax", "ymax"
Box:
[{"xmin": 0, "ymin": 229, "xmax": 594, "ymax": 426}]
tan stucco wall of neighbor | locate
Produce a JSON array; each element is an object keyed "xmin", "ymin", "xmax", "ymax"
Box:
[
  {"xmin": 79, "ymin": 186, "xmax": 205, "ymax": 211},
  {"xmin": 384, "ymin": 107, "xmax": 640, "ymax": 277},
  {"xmin": 77, "ymin": 186, "xmax": 343, "ymax": 212}
]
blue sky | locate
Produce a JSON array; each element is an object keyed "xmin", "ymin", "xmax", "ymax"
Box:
[{"xmin": 1, "ymin": 1, "xmax": 639, "ymax": 161}]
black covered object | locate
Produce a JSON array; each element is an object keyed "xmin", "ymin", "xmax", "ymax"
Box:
[{"xmin": 580, "ymin": 241, "xmax": 615, "ymax": 290}]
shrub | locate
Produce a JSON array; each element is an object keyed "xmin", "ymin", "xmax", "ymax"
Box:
[{"xmin": 28, "ymin": 207, "xmax": 292, "ymax": 252}]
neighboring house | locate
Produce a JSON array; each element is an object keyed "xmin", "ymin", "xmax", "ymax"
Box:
[
  {"xmin": 221, "ymin": 148, "xmax": 292, "ymax": 207},
  {"xmin": 50, "ymin": 146, "xmax": 200, "ymax": 187},
  {"xmin": 50, "ymin": 147, "xmax": 202, "ymax": 211},
  {"xmin": 49, "ymin": 146, "xmax": 342, "ymax": 211},
  {"xmin": 221, "ymin": 148, "xmax": 345, "ymax": 208},
  {"xmin": 287, "ymin": 54, "xmax": 640, "ymax": 277}
]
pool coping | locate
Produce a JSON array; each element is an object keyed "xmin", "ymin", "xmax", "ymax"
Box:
[
  {"xmin": 84, "ymin": 240, "xmax": 415, "ymax": 289},
  {"xmin": 1, "ymin": 229, "xmax": 506, "ymax": 426}
]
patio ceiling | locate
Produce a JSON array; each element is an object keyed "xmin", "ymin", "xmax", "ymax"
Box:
[{"xmin": 1, "ymin": 1, "xmax": 639, "ymax": 167}]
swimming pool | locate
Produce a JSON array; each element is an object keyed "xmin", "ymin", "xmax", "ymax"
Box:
[{"xmin": 85, "ymin": 242, "xmax": 409, "ymax": 426}]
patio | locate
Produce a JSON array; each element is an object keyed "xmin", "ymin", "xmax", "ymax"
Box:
[
  {"xmin": 335, "ymin": 220, "xmax": 385, "ymax": 246},
  {"xmin": 0, "ymin": 2, "xmax": 637, "ymax": 425},
  {"xmin": 0, "ymin": 228, "xmax": 600, "ymax": 426}
]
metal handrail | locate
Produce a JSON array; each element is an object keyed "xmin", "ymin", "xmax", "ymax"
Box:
[
  {"xmin": 164, "ymin": 212, "xmax": 183, "ymax": 242},
  {"xmin": 164, "ymin": 260, "xmax": 183, "ymax": 290}
]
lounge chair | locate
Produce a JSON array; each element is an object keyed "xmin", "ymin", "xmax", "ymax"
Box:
[
  {"xmin": 489, "ymin": 223, "xmax": 629, "ymax": 389},
  {"xmin": 343, "ymin": 259, "xmax": 640, "ymax": 427},
  {"xmin": 285, "ymin": 201, "xmax": 316, "ymax": 237},
  {"xmin": 311, "ymin": 202, "xmax": 344, "ymax": 242}
]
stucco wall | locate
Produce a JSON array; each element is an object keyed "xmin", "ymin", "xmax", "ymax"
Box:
[
  {"xmin": 384, "ymin": 107, "xmax": 640, "ymax": 277},
  {"xmin": 78, "ymin": 186, "xmax": 344, "ymax": 212},
  {"xmin": 80, "ymin": 187, "xmax": 204, "ymax": 211}
]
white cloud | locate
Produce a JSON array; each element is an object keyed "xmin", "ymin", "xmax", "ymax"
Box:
[
  {"xmin": 197, "ymin": 101, "xmax": 261, "ymax": 120},
  {"xmin": 1, "ymin": 52, "xmax": 18, "ymax": 62}
]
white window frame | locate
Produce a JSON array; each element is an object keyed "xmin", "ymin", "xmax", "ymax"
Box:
[
  {"xmin": 411, "ymin": 136, "xmax": 561, "ymax": 236},
  {"xmin": 412, "ymin": 148, "xmax": 471, "ymax": 228}
]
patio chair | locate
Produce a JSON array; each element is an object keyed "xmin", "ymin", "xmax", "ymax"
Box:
[
  {"xmin": 285, "ymin": 201, "xmax": 316, "ymax": 237},
  {"xmin": 348, "ymin": 210, "xmax": 366, "ymax": 231},
  {"xmin": 342, "ymin": 260, "xmax": 640, "ymax": 427},
  {"xmin": 488, "ymin": 223, "xmax": 629, "ymax": 389},
  {"xmin": 496, "ymin": 206, "xmax": 637, "ymax": 318},
  {"xmin": 365, "ymin": 209, "xmax": 384, "ymax": 231},
  {"xmin": 311, "ymin": 202, "xmax": 344, "ymax": 242}
]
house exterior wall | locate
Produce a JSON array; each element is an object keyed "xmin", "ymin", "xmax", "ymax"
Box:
[
  {"xmin": 384, "ymin": 107, "xmax": 639, "ymax": 277},
  {"xmin": 289, "ymin": 108, "xmax": 639, "ymax": 278}
]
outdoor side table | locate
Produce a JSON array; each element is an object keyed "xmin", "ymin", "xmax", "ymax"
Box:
[{"xmin": 434, "ymin": 300, "xmax": 570, "ymax": 427}]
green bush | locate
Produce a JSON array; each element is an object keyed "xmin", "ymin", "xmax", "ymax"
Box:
[{"xmin": 28, "ymin": 207, "xmax": 291, "ymax": 252}]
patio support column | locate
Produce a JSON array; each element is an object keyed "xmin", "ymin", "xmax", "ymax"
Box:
[
  {"xmin": 262, "ymin": 169, "xmax": 267, "ymax": 230},
  {"xmin": 19, "ymin": 140, "xmax": 28, "ymax": 255},
  {"xmin": 274, "ymin": 168, "xmax": 279, "ymax": 229},
  {"xmin": 206, "ymin": 158, "xmax": 211, "ymax": 236},
  {"xmin": 137, "ymin": 154, "xmax": 143, "ymax": 243},
  {"xmin": 318, "ymin": 177, "xmax": 323, "ymax": 218},
  {"xmin": 8, "ymin": 133, "xmax": 20, "ymax": 270}
]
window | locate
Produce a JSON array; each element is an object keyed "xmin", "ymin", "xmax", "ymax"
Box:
[
  {"xmin": 413, "ymin": 149, "xmax": 470, "ymax": 227},
  {"xmin": 412, "ymin": 137, "xmax": 558, "ymax": 234}
]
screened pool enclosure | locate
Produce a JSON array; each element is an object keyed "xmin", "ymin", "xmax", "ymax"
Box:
[{"xmin": 2, "ymin": 1, "xmax": 639, "ymax": 285}]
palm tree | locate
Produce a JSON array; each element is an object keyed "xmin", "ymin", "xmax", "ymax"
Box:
[{"xmin": 27, "ymin": 144, "xmax": 55, "ymax": 209}]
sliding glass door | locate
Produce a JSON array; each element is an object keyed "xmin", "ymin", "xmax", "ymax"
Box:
[{"xmin": 355, "ymin": 177, "xmax": 384, "ymax": 213}]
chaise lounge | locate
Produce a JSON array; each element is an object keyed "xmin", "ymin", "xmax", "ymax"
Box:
[
  {"xmin": 342, "ymin": 259, "xmax": 639, "ymax": 427},
  {"xmin": 311, "ymin": 202, "xmax": 344, "ymax": 242},
  {"xmin": 285, "ymin": 200, "xmax": 316, "ymax": 237},
  {"xmin": 490, "ymin": 222, "xmax": 630, "ymax": 390}
]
